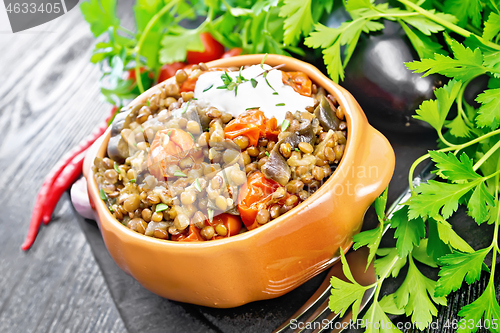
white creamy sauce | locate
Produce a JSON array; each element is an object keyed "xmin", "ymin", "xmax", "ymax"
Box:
[{"xmin": 193, "ymin": 64, "xmax": 314, "ymax": 124}]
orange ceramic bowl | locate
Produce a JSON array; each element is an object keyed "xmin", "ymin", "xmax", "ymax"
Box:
[{"xmin": 83, "ymin": 54, "xmax": 395, "ymax": 308}]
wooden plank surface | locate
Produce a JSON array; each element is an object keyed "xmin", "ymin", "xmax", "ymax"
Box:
[{"xmin": 0, "ymin": 4, "xmax": 130, "ymax": 332}]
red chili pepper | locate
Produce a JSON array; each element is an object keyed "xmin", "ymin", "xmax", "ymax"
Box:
[
  {"xmin": 41, "ymin": 124, "xmax": 107, "ymax": 225},
  {"xmin": 21, "ymin": 179, "xmax": 52, "ymax": 251},
  {"xmin": 22, "ymin": 151, "xmax": 87, "ymax": 250},
  {"xmin": 22, "ymin": 106, "xmax": 116, "ymax": 250},
  {"xmin": 41, "ymin": 151, "xmax": 87, "ymax": 225}
]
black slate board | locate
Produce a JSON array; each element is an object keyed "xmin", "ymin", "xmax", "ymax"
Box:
[{"xmin": 75, "ymin": 131, "xmax": 500, "ymax": 333}]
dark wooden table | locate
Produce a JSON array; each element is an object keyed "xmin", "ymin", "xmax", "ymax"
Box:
[
  {"xmin": 1, "ymin": 2, "xmax": 498, "ymax": 333},
  {"xmin": 0, "ymin": 3, "xmax": 131, "ymax": 332}
]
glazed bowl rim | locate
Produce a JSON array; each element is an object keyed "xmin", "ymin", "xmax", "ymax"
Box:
[{"xmin": 88, "ymin": 54, "xmax": 366, "ymax": 248}]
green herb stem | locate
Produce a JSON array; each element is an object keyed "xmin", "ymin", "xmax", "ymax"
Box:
[
  {"xmin": 456, "ymin": 82, "xmax": 474, "ymax": 128},
  {"xmin": 488, "ymin": 181, "xmax": 499, "ymax": 286},
  {"xmin": 409, "ymin": 128, "xmax": 500, "ymax": 191},
  {"xmin": 408, "ymin": 153, "xmax": 431, "ymax": 191},
  {"xmin": 437, "ymin": 130, "xmax": 458, "ymax": 149},
  {"xmin": 363, "ymin": 253, "xmax": 402, "ymax": 324},
  {"xmin": 398, "ymin": 0, "xmax": 500, "ymax": 51},
  {"xmin": 431, "ymin": 1, "xmax": 482, "ymax": 35},
  {"xmin": 490, "ymin": 0, "xmax": 500, "ymax": 15},
  {"xmin": 134, "ymin": 0, "xmax": 179, "ymax": 93},
  {"xmin": 484, "ymin": 168, "xmax": 500, "ymax": 181},
  {"xmin": 473, "ymin": 139, "xmax": 500, "ymax": 171},
  {"xmin": 494, "ymin": 168, "xmax": 500, "ymax": 254}
]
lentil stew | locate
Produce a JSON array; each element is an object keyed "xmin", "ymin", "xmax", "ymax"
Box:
[{"xmin": 93, "ymin": 61, "xmax": 348, "ymax": 242}]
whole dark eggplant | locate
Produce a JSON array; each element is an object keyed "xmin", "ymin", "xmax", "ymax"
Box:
[
  {"xmin": 341, "ymin": 20, "xmax": 442, "ymax": 134},
  {"xmin": 302, "ymin": 6, "xmax": 443, "ymax": 134}
]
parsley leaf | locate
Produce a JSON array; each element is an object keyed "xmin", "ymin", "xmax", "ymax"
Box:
[
  {"xmin": 434, "ymin": 218, "xmax": 474, "ymax": 255},
  {"xmin": 446, "ymin": 113, "xmax": 473, "ymax": 138},
  {"xmin": 374, "ymin": 247, "xmax": 408, "ymax": 278},
  {"xmin": 399, "ymin": 21, "xmax": 445, "ymax": 59},
  {"xmin": 427, "ymin": 218, "xmax": 452, "ymax": 261},
  {"xmin": 475, "ymin": 88, "xmax": 500, "ymax": 129},
  {"xmin": 374, "ymin": 186, "xmax": 388, "ymax": 223},
  {"xmin": 329, "ymin": 250, "xmax": 368, "ymax": 321},
  {"xmin": 483, "ymin": 12, "xmax": 500, "ymax": 42},
  {"xmin": 401, "ymin": 15, "xmax": 447, "ymax": 36},
  {"xmin": 329, "ymin": 277, "xmax": 367, "ymax": 321},
  {"xmin": 435, "ymin": 248, "xmax": 489, "ymax": 297},
  {"xmin": 379, "ymin": 294, "xmax": 405, "ymax": 316},
  {"xmin": 408, "ymin": 179, "xmax": 482, "ymax": 220},
  {"xmin": 393, "ymin": 257, "xmax": 447, "ymax": 328},
  {"xmin": 411, "ymin": 239, "xmax": 439, "ymax": 268},
  {"xmin": 467, "ymin": 181, "xmax": 495, "ymax": 224},
  {"xmin": 305, "ymin": 18, "xmax": 383, "ymax": 82},
  {"xmin": 159, "ymin": 26, "xmax": 205, "ymax": 63},
  {"xmin": 80, "ymin": 0, "xmax": 120, "ymax": 37},
  {"xmin": 429, "ymin": 151, "xmax": 480, "ymax": 182},
  {"xmin": 406, "ymin": 40, "xmax": 487, "ymax": 81},
  {"xmin": 353, "ymin": 227, "xmax": 384, "ymax": 270},
  {"xmin": 390, "ymin": 206, "xmax": 425, "ymax": 258},
  {"xmin": 457, "ymin": 282, "xmax": 500, "ymax": 333},
  {"xmin": 279, "ymin": 0, "xmax": 314, "ymax": 45},
  {"xmin": 443, "ymin": 0, "xmax": 482, "ymax": 28},
  {"xmin": 361, "ymin": 301, "xmax": 401, "ymax": 333},
  {"xmin": 413, "ymin": 79, "xmax": 462, "ymax": 131}
]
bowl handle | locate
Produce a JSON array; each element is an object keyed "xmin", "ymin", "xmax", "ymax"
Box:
[{"xmin": 351, "ymin": 124, "xmax": 395, "ymax": 204}]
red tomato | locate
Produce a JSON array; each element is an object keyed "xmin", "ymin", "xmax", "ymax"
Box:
[
  {"xmin": 186, "ymin": 32, "xmax": 225, "ymax": 64},
  {"xmin": 238, "ymin": 171, "xmax": 288, "ymax": 230},
  {"xmin": 157, "ymin": 62, "xmax": 186, "ymax": 83},
  {"xmin": 209, "ymin": 214, "xmax": 242, "ymax": 238},
  {"xmin": 179, "ymin": 77, "xmax": 198, "ymax": 92},
  {"xmin": 224, "ymin": 109, "xmax": 280, "ymax": 146},
  {"xmin": 222, "ymin": 48, "xmax": 243, "ymax": 58},
  {"xmin": 172, "ymin": 214, "xmax": 242, "ymax": 241},
  {"xmin": 127, "ymin": 67, "xmax": 153, "ymax": 81}
]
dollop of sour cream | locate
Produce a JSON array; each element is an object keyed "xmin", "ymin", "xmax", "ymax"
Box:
[{"xmin": 193, "ymin": 65, "xmax": 314, "ymax": 124}]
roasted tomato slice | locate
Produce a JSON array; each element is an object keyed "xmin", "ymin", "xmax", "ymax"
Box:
[
  {"xmin": 238, "ymin": 171, "xmax": 287, "ymax": 230},
  {"xmin": 224, "ymin": 109, "xmax": 279, "ymax": 146},
  {"xmin": 282, "ymin": 71, "xmax": 312, "ymax": 97}
]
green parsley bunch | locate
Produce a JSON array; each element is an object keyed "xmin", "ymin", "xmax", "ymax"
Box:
[
  {"xmin": 80, "ymin": 0, "xmax": 334, "ymax": 105},
  {"xmin": 320, "ymin": 1, "xmax": 500, "ymax": 332}
]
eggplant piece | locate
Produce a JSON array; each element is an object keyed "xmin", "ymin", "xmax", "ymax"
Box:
[
  {"xmin": 261, "ymin": 120, "xmax": 315, "ymax": 185},
  {"xmin": 261, "ymin": 149, "xmax": 291, "ymax": 186},
  {"xmin": 107, "ymin": 105, "xmax": 140, "ymax": 162},
  {"xmin": 300, "ymin": 8, "xmax": 444, "ymax": 134},
  {"xmin": 296, "ymin": 118, "xmax": 316, "ymax": 145},
  {"xmin": 278, "ymin": 119, "xmax": 315, "ymax": 150},
  {"xmin": 262, "ymin": 134, "xmax": 292, "ymax": 186},
  {"xmin": 110, "ymin": 108, "xmax": 130, "ymax": 136},
  {"xmin": 107, "ymin": 135, "xmax": 129, "ymax": 163},
  {"xmin": 314, "ymin": 96, "xmax": 341, "ymax": 131},
  {"xmin": 110, "ymin": 104, "xmax": 143, "ymax": 136}
]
